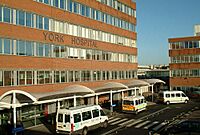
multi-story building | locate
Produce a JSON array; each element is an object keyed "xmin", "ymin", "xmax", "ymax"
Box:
[
  {"xmin": 0, "ymin": 0, "xmax": 137, "ymax": 128},
  {"xmin": 0, "ymin": 0, "xmax": 137, "ymax": 95},
  {"xmin": 168, "ymin": 26, "xmax": 200, "ymax": 94}
]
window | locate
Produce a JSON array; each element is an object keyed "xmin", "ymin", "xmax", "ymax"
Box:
[
  {"xmin": 60, "ymin": 0, "xmax": 65, "ymax": 9},
  {"xmin": 0, "ymin": 71, "xmax": 3, "ymax": 86},
  {"xmin": 82, "ymin": 111, "xmax": 92, "ymax": 121},
  {"xmin": 166, "ymin": 94, "xmax": 170, "ymax": 98},
  {"xmin": 135, "ymin": 100, "xmax": 138, "ymax": 105},
  {"xmin": 68, "ymin": 71, "xmax": 74, "ymax": 82},
  {"xmin": 36, "ymin": 15, "xmax": 43, "ymax": 29},
  {"xmin": 54, "ymin": 71, "xmax": 60, "ymax": 83},
  {"xmin": 171, "ymin": 94, "xmax": 175, "ymax": 98},
  {"xmin": 44, "ymin": 0, "xmax": 49, "ymax": 4},
  {"xmin": 81, "ymin": 4, "xmax": 85, "ymax": 16},
  {"xmin": 73, "ymin": 2, "xmax": 78, "ymax": 13},
  {"xmin": 86, "ymin": 6, "xmax": 90, "ymax": 17},
  {"xmin": 0, "ymin": 38, "xmax": 2, "ymax": 53},
  {"xmin": 26, "ymin": 12, "xmax": 32, "ymax": 27},
  {"xmin": 58, "ymin": 114, "xmax": 63, "ymax": 122},
  {"xmin": 0, "ymin": 6, "xmax": 2, "ymax": 22},
  {"xmin": 73, "ymin": 113, "xmax": 81, "ymax": 123},
  {"xmin": 17, "ymin": 40, "xmax": 26, "ymax": 55},
  {"xmin": 26, "ymin": 41, "xmax": 33, "ymax": 56},
  {"xmin": 37, "ymin": 71, "xmax": 44, "ymax": 84},
  {"xmin": 18, "ymin": 71, "xmax": 25, "ymax": 85},
  {"xmin": 176, "ymin": 93, "xmax": 181, "ymax": 97},
  {"xmin": 4, "ymin": 71, "xmax": 14, "ymax": 86},
  {"xmin": 44, "ymin": 17, "xmax": 49, "ymax": 30},
  {"xmin": 37, "ymin": 43, "xmax": 44, "ymax": 57},
  {"xmin": 92, "ymin": 109, "xmax": 99, "ymax": 118},
  {"xmin": 44, "ymin": 71, "xmax": 52, "ymax": 84},
  {"xmin": 3, "ymin": 7, "xmax": 10, "ymax": 23},
  {"xmin": 100, "ymin": 110, "xmax": 106, "ymax": 116},
  {"xmin": 61, "ymin": 71, "xmax": 66, "ymax": 82},
  {"xmin": 26, "ymin": 71, "xmax": 33, "ymax": 85},
  {"xmin": 19, "ymin": 10, "xmax": 25, "ymax": 25},
  {"xmin": 182, "ymin": 93, "xmax": 186, "ymax": 97},
  {"xmin": 53, "ymin": 0, "xmax": 59, "ymax": 7},
  {"xmin": 4, "ymin": 39, "xmax": 11, "ymax": 54},
  {"xmin": 44, "ymin": 44, "xmax": 51, "ymax": 57},
  {"xmin": 65, "ymin": 114, "xmax": 70, "ymax": 123}
]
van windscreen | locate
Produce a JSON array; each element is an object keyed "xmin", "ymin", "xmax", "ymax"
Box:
[
  {"xmin": 65, "ymin": 114, "xmax": 70, "ymax": 123},
  {"xmin": 123, "ymin": 100, "xmax": 133, "ymax": 105}
]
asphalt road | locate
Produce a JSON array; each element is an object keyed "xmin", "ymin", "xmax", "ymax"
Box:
[
  {"xmin": 89, "ymin": 100, "xmax": 200, "ymax": 135},
  {"xmin": 23, "ymin": 100, "xmax": 200, "ymax": 135}
]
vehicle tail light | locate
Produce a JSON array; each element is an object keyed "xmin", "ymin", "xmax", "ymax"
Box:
[{"xmin": 71, "ymin": 123, "xmax": 74, "ymax": 132}]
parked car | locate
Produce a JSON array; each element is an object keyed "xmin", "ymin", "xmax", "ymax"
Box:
[{"xmin": 165, "ymin": 119, "xmax": 200, "ymax": 134}]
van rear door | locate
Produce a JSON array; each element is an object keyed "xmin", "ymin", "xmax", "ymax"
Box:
[{"xmin": 57, "ymin": 113, "xmax": 71, "ymax": 132}]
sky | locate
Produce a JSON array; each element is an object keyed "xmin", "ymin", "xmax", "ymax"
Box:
[{"xmin": 136, "ymin": 0, "xmax": 200, "ymax": 65}]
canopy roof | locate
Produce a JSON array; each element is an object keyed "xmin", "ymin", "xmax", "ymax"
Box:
[
  {"xmin": 125, "ymin": 79, "xmax": 150, "ymax": 88},
  {"xmin": 93, "ymin": 82, "xmax": 128, "ymax": 93},
  {"xmin": 142, "ymin": 79, "xmax": 165, "ymax": 85}
]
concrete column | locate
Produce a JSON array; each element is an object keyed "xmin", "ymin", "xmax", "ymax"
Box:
[
  {"xmin": 121, "ymin": 91, "xmax": 124, "ymax": 99},
  {"xmin": 95, "ymin": 95, "xmax": 98, "ymax": 105},
  {"xmin": 151, "ymin": 84, "xmax": 154, "ymax": 102},
  {"xmin": 110, "ymin": 91, "xmax": 113, "ymax": 113},
  {"xmin": 13, "ymin": 92, "xmax": 17, "ymax": 135},
  {"xmin": 135, "ymin": 88, "xmax": 137, "ymax": 96},
  {"xmin": 74, "ymin": 95, "xmax": 76, "ymax": 107}
]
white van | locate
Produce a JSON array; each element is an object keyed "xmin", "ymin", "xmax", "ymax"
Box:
[
  {"xmin": 56, "ymin": 105, "xmax": 108, "ymax": 135},
  {"xmin": 122, "ymin": 96, "xmax": 147, "ymax": 114},
  {"xmin": 158, "ymin": 91, "xmax": 189, "ymax": 105}
]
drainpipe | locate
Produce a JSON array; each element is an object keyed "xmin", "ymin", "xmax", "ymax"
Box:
[{"xmin": 13, "ymin": 92, "xmax": 17, "ymax": 135}]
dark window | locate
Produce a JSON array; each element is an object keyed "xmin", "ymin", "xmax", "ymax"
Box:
[
  {"xmin": 81, "ymin": 5, "xmax": 85, "ymax": 16},
  {"xmin": 182, "ymin": 93, "xmax": 186, "ymax": 97},
  {"xmin": 176, "ymin": 93, "xmax": 181, "ymax": 97},
  {"xmin": 0, "ymin": 38, "xmax": 2, "ymax": 53},
  {"xmin": 18, "ymin": 71, "xmax": 25, "ymax": 85},
  {"xmin": 26, "ymin": 71, "xmax": 33, "ymax": 85},
  {"xmin": 4, "ymin": 39, "xmax": 11, "ymax": 54},
  {"xmin": 3, "ymin": 7, "xmax": 10, "ymax": 23},
  {"xmin": 92, "ymin": 109, "xmax": 99, "ymax": 118},
  {"xmin": 74, "ymin": 2, "xmax": 78, "ymax": 13},
  {"xmin": 58, "ymin": 114, "xmax": 63, "ymax": 122},
  {"xmin": 100, "ymin": 110, "xmax": 106, "ymax": 116},
  {"xmin": 123, "ymin": 100, "xmax": 133, "ymax": 105},
  {"xmin": 54, "ymin": 71, "xmax": 60, "ymax": 83},
  {"xmin": 54, "ymin": 0, "xmax": 59, "ymax": 7},
  {"xmin": 44, "ymin": 0, "xmax": 49, "ymax": 4},
  {"xmin": 171, "ymin": 94, "xmax": 175, "ymax": 98},
  {"xmin": 26, "ymin": 12, "xmax": 32, "ymax": 27},
  {"xmin": 37, "ymin": 71, "xmax": 44, "ymax": 84},
  {"xmin": 37, "ymin": 43, "xmax": 44, "ymax": 57},
  {"xmin": 82, "ymin": 111, "xmax": 92, "ymax": 121},
  {"xmin": 65, "ymin": 114, "xmax": 70, "ymax": 123},
  {"xmin": 17, "ymin": 40, "xmax": 26, "ymax": 55},
  {"xmin": 36, "ymin": 15, "xmax": 43, "ymax": 29},
  {"xmin": 86, "ymin": 6, "xmax": 90, "ymax": 17},
  {"xmin": 73, "ymin": 113, "xmax": 81, "ymax": 123},
  {"xmin": 44, "ymin": 17, "xmax": 49, "ymax": 30},
  {"xmin": 60, "ymin": 0, "xmax": 65, "ymax": 9},
  {"xmin": 166, "ymin": 94, "xmax": 170, "ymax": 98},
  {"xmin": 69, "ymin": 1, "xmax": 73, "ymax": 12},
  {"xmin": 44, "ymin": 71, "xmax": 51, "ymax": 84},
  {"xmin": 44, "ymin": 44, "xmax": 51, "ymax": 57},
  {"xmin": 4, "ymin": 71, "xmax": 13, "ymax": 86},
  {"xmin": 26, "ymin": 41, "xmax": 33, "ymax": 56},
  {"xmin": 0, "ymin": 6, "xmax": 2, "ymax": 22},
  {"xmin": 19, "ymin": 10, "xmax": 25, "ymax": 25},
  {"xmin": 135, "ymin": 100, "xmax": 138, "ymax": 105}
]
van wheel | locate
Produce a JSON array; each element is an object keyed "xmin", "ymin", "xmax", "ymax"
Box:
[
  {"xmin": 103, "ymin": 120, "xmax": 108, "ymax": 128},
  {"xmin": 166, "ymin": 101, "xmax": 170, "ymax": 105},
  {"xmin": 184, "ymin": 100, "xmax": 188, "ymax": 104},
  {"xmin": 82, "ymin": 127, "xmax": 88, "ymax": 135}
]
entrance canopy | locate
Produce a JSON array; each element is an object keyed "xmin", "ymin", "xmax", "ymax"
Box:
[
  {"xmin": 0, "ymin": 85, "xmax": 94, "ymax": 108},
  {"xmin": 93, "ymin": 82, "xmax": 128, "ymax": 93},
  {"xmin": 142, "ymin": 79, "xmax": 165, "ymax": 85},
  {"xmin": 125, "ymin": 79, "xmax": 150, "ymax": 88}
]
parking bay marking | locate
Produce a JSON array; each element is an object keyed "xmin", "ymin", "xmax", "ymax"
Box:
[
  {"xmin": 108, "ymin": 117, "xmax": 120, "ymax": 123},
  {"xmin": 118, "ymin": 119, "xmax": 135, "ymax": 126},
  {"xmin": 153, "ymin": 122, "xmax": 166, "ymax": 131},
  {"xmin": 126, "ymin": 119, "xmax": 143, "ymax": 127},
  {"xmin": 110, "ymin": 118, "xmax": 128, "ymax": 125},
  {"xmin": 135, "ymin": 120, "xmax": 151, "ymax": 128},
  {"xmin": 143, "ymin": 121, "xmax": 159, "ymax": 129}
]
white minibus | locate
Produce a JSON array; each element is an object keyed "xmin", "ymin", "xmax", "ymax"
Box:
[
  {"xmin": 122, "ymin": 96, "xmax": 147, "ymax": 114},
  {"xmin": 158, "ymin": 91, "xmax": 189, "ymax": 105},
  {"xmin": 56, "ymin": 105, "xmax": 108, "ymax": 135}
]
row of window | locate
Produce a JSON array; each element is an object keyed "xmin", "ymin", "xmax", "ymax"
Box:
[
  {"xmin": 172, "ymin": 86, "xmax": 200, "ymax": 92},
  {"xmin": 96, "ymin": 0, "xmax": 136, "ymax": 17},
  {"xmin": 164, "ymin": 93, "xmax": 186, "ymax": 98},
  {"xmin": 170, "ymin": 69, "xmax": 200, "ymax": 78},
  {"xmin": 0, "ymin": 70, "xmax": 137, "ymax": 87},
  {"xmin": 0, "ymin": 38, "xmax": 137, "ymax": 63},
  {"xmin": 0, "ymin": 6, "xmax": 136, "ymax": 48},
  {"xmin": 170, "ymin": 55, "xmax": 200, "ymax": 64},
  {"xmin": 169, "ymin": 41, "xmax": 200, "ymax": 50},
  {"xmin": 34, "ymin": 0, "xmax": 135, "ymax": 32}
]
